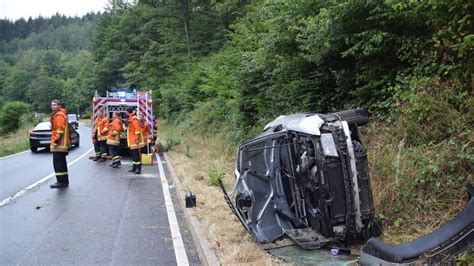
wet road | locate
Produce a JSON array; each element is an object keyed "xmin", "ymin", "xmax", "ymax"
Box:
[{"xmin": 0, "ymin": 124, "xmax": 199, "ymax": 265}]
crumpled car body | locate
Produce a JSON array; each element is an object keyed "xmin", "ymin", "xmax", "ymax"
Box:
[{"xmin": 222, "ymin": 109, "xmax": 382, "ymax": 248}]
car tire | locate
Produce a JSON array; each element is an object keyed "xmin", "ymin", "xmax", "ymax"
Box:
[
  {"xmin": 329, "ymin": 108, "xmax": 369, "ymax": 126},
  {"xmin": 76, "ymin": 138, "xmax": 80, "ymax": 148},
  {"xmin": 30, "ymin": 147, "xmax": 38, "ymax": 153}
]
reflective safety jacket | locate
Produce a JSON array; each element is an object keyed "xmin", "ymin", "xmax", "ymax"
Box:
[
  {"xmin": 127, "ymin": 114, "xmax": 144, "ymax": 150},
  {"xmin": 50, "ymin": 108, "xmax": 70, "ymax": 152},
  {"xmin": 107, "ymin": 116, "xmax": 123, "ymax": 146},
  {"xmin": 93, "ymin": 115, "xmax": 109, "ymax": 141},
  {"xmin": 140, "ymin": 120, "xmax": 152, "ymax": 146}
]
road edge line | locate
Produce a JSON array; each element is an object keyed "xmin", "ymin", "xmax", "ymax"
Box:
[
  {"xmin": 156, "ymin": 152, "xmax": 190, "ymax": 266},
  {"xmin": 0, "ymin": 147, "xmax": 94, "ymax": 207},
  {"xmin": 0, "ymin": 150, "xmax": 29, "ymax": 160},
  {"xmin": 163, "ymin": 153, "xmax": 220, "ymax": 266}
]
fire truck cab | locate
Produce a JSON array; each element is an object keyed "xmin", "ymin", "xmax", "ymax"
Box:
[{"xmin": 92, "ymin": 89, "xmax": 156, "ymax": 150}]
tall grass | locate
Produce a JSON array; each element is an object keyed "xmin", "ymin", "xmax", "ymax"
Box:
[{"xmin": 0, "ymin": 122, "xmax": 35, "ymax": 157}]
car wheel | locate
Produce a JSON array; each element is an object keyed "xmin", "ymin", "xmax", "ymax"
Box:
[
  {"xmin": 30, "ymin": 147, "xmax": 38, "ymax": 153},
  {"xmin": 76, "ymin": 138, "xmax": 80, "ymax": 148},
  {"xmin": 329, "ymin": 108, "xmax": 369, "ymax": 126}
]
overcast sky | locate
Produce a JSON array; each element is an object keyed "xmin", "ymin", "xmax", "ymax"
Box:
[{"xmin": 0, "ymin": 0, "xmax": 110, "ymax": 21}]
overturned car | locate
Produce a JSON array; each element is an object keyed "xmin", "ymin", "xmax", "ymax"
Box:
[
  {"xmin": 221, "ymin": 108, "xmax": 473, "ymax": 263},
  {"xmin": 222, "ymin": 109, "xmax": 381, "ymax": 248}
]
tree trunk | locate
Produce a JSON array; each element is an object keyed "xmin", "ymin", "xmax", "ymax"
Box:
[{"xmin": 180, "ymin": 0, "xmax": 190, "ymax": 54}]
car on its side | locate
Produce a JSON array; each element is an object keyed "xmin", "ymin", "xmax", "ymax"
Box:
[
  {"xmin": 68, "ymin": 114, "xmax": 79, "ymax": 129},
  {"xmin": 29, "ymin": 121, "xmax": 80, "ymax": 153}
]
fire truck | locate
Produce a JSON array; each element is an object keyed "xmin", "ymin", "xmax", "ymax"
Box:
[{"xmin": 91, "ymin": 89, "xmax": 156, "ymax": 150}]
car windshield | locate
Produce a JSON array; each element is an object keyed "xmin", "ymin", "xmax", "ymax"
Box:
[
  {"xmin": 34, "ymin": 122, "xmax": 51, "ymax": 131},
  {"xmin": 68, "ymin": 114, "xmax": 77, "ymax": 121}
]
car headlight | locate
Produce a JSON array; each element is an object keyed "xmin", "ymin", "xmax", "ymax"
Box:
[{"xmin": 320, "ymin": 133, "xmax": 338, "ymax": 157}]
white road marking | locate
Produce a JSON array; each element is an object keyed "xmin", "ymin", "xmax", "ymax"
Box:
[
  {"xmin": 0, "ymin": 150, "xmax": 30, "ymax": 160},
  {"xmin": 156, "ymin": 153, "xmax": 189, "ymax": 266},
  {"xmin": 0, "ymin": 147, "xmax": 94, "ymax": 207}
]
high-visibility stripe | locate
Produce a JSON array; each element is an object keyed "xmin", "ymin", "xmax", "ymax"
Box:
[
  {"xmin": 113, "ymin": 156, "xmax": 120, "ymax": 160},
  {"xmin": 50, "ymin": 146, "xmax": 68, "ymax": 152},
  {"xmin": 56, "ymin": 172, "xmax": 68, "ymax": 176},
  {"xmin": 133, "ymin": 162, "xmax": 141, "ymax": 165}
]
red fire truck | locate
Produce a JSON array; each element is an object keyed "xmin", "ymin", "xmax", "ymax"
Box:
[{"xmin": 91, "ymin": 89, "xmax": 156, "ymax": 150}]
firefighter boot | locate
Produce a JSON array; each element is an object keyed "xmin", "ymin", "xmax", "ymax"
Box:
[
  {"xmin": 135, "ymin": 164, "xmax": 141, "ymax": 174},
  {"xmin": 112, "ymin": 160, "xmax": 121, "ymax": 168},
  {"xmin": 128, "ymin": 164, "xmax": 137, "ymax": 173}
]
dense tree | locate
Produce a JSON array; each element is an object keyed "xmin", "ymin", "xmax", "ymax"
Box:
[{"xmin": 0, "ymin": 13, "xmax": 102, "ymax": 114}]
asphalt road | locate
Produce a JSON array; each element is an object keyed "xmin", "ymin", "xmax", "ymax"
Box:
[{"xmin": 0, "ymin": 124, "xmax": 200, "ymax": 265}]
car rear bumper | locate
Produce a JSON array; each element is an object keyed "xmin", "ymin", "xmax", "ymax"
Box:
[{"xmin": 30, "ymin": 138, "xmax": 51, "ymax": 148}]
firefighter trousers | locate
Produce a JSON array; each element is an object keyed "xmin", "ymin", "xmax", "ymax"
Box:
[
  {"xmin": 109, "ymin": 145, "xmax": 120, "ymax": 165},
  {"xmin": 53, "ymin": 152, "xmax": 69, "ymax": 184},
  {"xmin": 94, "ymin": 140, "xmax": 107, "ymax": 158},
  {"xmin": 131, "ymin": 148, "xmax": 141, "ymax": 170}
]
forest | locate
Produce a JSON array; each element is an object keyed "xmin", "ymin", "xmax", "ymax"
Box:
[
  {"xmin": 0, "ymin": 0, "xmax": 472, "ymax": 247},
  {"xmin": 0, "ymin": 12, "xmax": 100, "ymax": 114}
]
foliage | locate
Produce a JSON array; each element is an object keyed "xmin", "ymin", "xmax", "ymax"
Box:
[
  {"xmin": 0, "ymin": 13, "xmax": 100, "ymax": 53},
  {"xmin": 0, "ymin": 13, "xmax": 100, "ymax": 115},
  {"xmin": 0, "ymin": 101, "xmax": 30, "ymax": 135},
  {"xmin": 207, "ymin": 164, "xmax": 225, "ymax": 187},
  {"xmin": 161, "ymin": 136, "xmax": 181, "ymax": 152}
]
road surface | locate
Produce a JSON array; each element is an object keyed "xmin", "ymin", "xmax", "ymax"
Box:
[{"xmin": 0, "ymin": 124, "xmax": 200, "ymax": 265}]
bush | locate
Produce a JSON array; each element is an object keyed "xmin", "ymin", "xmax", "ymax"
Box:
[
  {"xmin": 207, "ymin": 165, "xmax": 225, "ymax": 187},
  {"xmin": 161, "ymin": 136, "xmax": 181, "ymax": 152},
  {"xmin": 0, "ymin": 101, "xmax": 30, "ymax": 135},
  {"xmin": 397, "ymin": 78, "xmax": 467, "ymax": 145}
]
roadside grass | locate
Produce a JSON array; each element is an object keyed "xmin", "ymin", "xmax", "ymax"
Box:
[
  {"xmin": 160, "ymin": 117, "xmax": 472, "ymax": 261},
  {"xmin": 363, "ymin": 121, "xmax": 471, "ymax": 244},
  {"xmin": 0, "ymin": 123, "xmax": 35, "ymax": 157},
  {"xmin": 159, "ymin": 120, "xmax": 289, "ymax": 265}
]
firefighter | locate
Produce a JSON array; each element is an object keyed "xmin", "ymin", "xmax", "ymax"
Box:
[
  {"xmin": 92, "ymin": 110, "xmax": 109, "ymax": 162},
  {"xmin": 107, "ymin": 112, "xmax": 123, "ymax": 168},
  {"xmin": 138, "ymin": 114, "xmax": 152, "ymax": 154},
  {"xmin": 126, "ymin": 107, "xmax": 144, "ymax": 174},
  {"xmin": 50, "ymin": 99, "xmax": 70, "ymax": 188}
]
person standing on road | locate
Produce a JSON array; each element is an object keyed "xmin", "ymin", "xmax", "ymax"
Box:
[
  {"xmin": 107, "ymin": 112, "xmax": 123, "ymax": 168},
  {"xmin": 138, "ymin": 114, "xmax": 152, "ymax": 154},
  {"xmin": 92, "ymin": 110, "xmax": 109, "ymax": 162},
  {"xmin": 50, "ymin": 100, "xmax": 70, "ymax": 188},
  {"xmin": 126, "ymin": 107, "xmax": 144, "ymax": 174}
]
